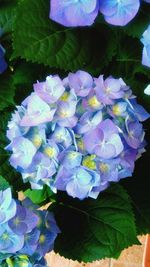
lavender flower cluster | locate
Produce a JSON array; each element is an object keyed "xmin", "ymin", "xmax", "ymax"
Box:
[
  {"xmin": 0, "ymin": 188, "xmax": 60, "ymax": 266},
  {"xmin": 6, "ymin": 71, "xmax": 149, "ymax": 200},
  {"xmin": 50, "ymin": 0, "xmax": 149, "ymax": 27}
]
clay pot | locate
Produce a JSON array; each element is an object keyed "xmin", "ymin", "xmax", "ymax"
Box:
[{"xmin": 143, "ymin": 234, "xmax": 150, "ymax": 267}]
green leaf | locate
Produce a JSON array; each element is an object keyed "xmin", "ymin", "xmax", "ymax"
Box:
[
  {"xmin": 0, "ymin": 0, "xmax": 17, "ymax": 34},
  {"xmin": 106, "ymin": 34, "xmax": 150, "ymax": 111},
  {"xmin": 0, "ymin": 75, "xmax": 15, "ymax": 111},
  {"xmin": 0, "ymin": 175, "xmax": 9, "ymax": 190},
  {"xmin": 50, "ymin": 184, "xmax": 139, "ymax": 262},
  {"xmin": 24, "ymin": 185, "xmax": 54, "ymax": 205},
  {"xmin": 121, "ymin": 120, "xmax": 150, "ymax": 235},
  {"xmin": 12, "ymin": 0, "xmax": 117, "ymax": 74}
]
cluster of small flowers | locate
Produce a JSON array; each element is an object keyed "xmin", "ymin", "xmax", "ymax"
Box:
[
  {"xmin": 50, "ymin": 0, "xmax": 149, "ymax": 27},
  {"xmin": 6, "ymin": 70, "xmax": 150, "ymax": 200},
  {"xmin": 0, "ymin": 188, "xmax": 60, "ymax": 266}
]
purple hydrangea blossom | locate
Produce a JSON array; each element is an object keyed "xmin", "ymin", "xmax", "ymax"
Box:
[
  {"xmin": 68, "ymin": 70, "xmax": 93, "ymax": 97},
  {"xmin": 83, "ymin": 119, "xmax": 124, "ymax": 159},
  {"xmin": 6, "ymin": 106, "xmax": 29, "ymax": 141},
  {"xmin": 32, "ymin": 210, "xmax": 60, "ymax": 259},
  {"xmin": 99, "ymin": 0, "xmax": 140, "ymax": 26},
  {"xmin": 124, "ymin": 118, "xmax": 145, "ymax": 149},
  {"xmin": 6, "ymin": 71, "xmax": 149, "ymax": 200},
  {"xmin": 94, "ymin": 75, "xmax": 131, "ymax": 105},
  {"xmin": 22, "ymin": 152, "xmax": 57, "ymax": 190},
  {"xmin": 0, "ymin": 223, "xmax": 24, "ymax": 254},
  {"xmin": 141, "ymin": 25, "xmax": 150, "ymax": 68},
  {"xmin": 6, "ymin": 137, "xmax": 37, "ymax": 170},
  {"xmin": 34, "ymin": 75, "xmax": 65, "ymax": 104},
  {"xmin": 75, "ymin": 111, "xmax": 102, "ymax": 134},
  {"xmin": 49, "ymin": 0, "xmax": 141, "ymax": 27},
  {"xmin": 20, "ymin": 228, "xmax": 40, "ymax": 256},
  {"xmin": 8, "ymin": 204, "xmax": 39, "ymax": 235},
  {"xmin": 20, "ymin": 93, "xmax": 56, "ymax": 127},
  {"xmin": 55, "ymin": 165, "xmax": 101, "ymax": 199},
  {"xmin": 0, "ymin": 188, "xmax": 16, "ymax": 225},
  {"xmin": 50, "ymin": 0, "xmax": 99, "ymax": 27}
]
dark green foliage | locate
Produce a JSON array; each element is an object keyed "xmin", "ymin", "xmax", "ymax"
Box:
[{"xmin": 50, "ymin": 185, "xmax": 139, "ymax": 262}]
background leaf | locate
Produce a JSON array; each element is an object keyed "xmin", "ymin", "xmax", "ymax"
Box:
[
  {"xmin": 0, "ymin": 0, "xmax": 17, "ymax": 34},
  {"xmin": 12, "ymin": 0, "xmax": 117, "ymax": 75},
  {"xmin": 24, "ymin": 185, "xmax": 54, "ymax": 205},
  {"xmin": 121, "ymin": 120, "xmax": 150, "ymax": 235},
  {"xmin": 50, "ymin": 184, "xmax": 139, "ymax": 262},
  {"xmin": 0, "ymin": 75, "xmax": 15, "ymax": 111}
]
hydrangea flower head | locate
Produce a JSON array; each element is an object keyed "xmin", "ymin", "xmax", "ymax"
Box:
[
  {"xmin": 50, "ymin": 0, "xmax": 99, "ymax": 27},
  {"xmin": 141, "ymin": 24, "xmax": 150, "ymax": 68},
  {"xmin": 99, "ymin": 0, "xmax": 140, "ymax": 26},
  {"xmin": 0, "ymin": 188, "xmax": 59, "ymax": 265},
  {"xmin": 6, "ymin": 71, "xmax": 149, "ymax": 200}
]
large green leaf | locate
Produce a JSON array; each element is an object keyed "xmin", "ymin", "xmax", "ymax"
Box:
[
  {"xmin": 0, "ymin": 0, "xmax": 17, "ymax": 34},
  {"xmin": 121, "ymin": 120, "xmax": 150, "ymax": 235},
  {"xmin": 50, "ymin": 184, "xmax": 139, "ymax": 262},
  {"xmin": 12, "ymin": 0, "xmax": 117, "ymax": 74},
  {"xmin": 0, "ymin": 75, "xmax": 15, "ymax": 111}
]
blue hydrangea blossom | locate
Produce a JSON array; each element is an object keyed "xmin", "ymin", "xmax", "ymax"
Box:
[
  {"xmin": 50, "ymin": 0, "xmax": 99, "ymax": 27},
  {"xmin": 0, "ymin": 188, "xmax": 59, "ymax": 266},
  {"xmin": 99, "ymin": 0, "xmax": 140, "ymax": 26},
  {"xmin": 141, "ymin": 25, "xmax": 150, "ymax": 68},
  {"xmin": 49, "ymin": 0, "xmax": 140, "ymax": 27},
  {"xmin": 6, "ymin": 71, "xmax": 150, "ymax": 200}
]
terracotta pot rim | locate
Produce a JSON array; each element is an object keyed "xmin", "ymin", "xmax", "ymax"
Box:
[{"xmin": 143, "ymin": 234, "xmax": 150, "ymax": 267}]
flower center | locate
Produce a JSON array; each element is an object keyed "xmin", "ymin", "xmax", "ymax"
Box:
[
  {"xmin": 88, "ymin": 96, "xmax": 101, "ymax": 108},
  {"xmin": 44, "ymin": 147, "xmax": 56, "ymax": 158},
  {"xmin": 39, "ymin": 234, "xmax": 46, "ymax": 244},
  {"xmin": 32, "ymin": 135, "xmax": 42, "ymax": 147},
  {"xmin": 99, "ymin": 163, "xmax": 109, "ymax": 173},
  {"xmin": 60, "ymin": 92, "xmax": 69, "ymax": 101},
  {"xmin": 82, "ymin": 155, "xmax": 96, "ymax": 170}
]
